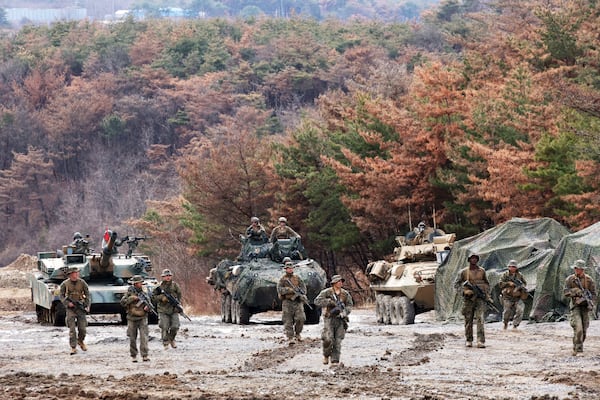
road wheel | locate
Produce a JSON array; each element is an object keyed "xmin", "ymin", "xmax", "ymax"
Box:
[
  {"xmin": 375, "ymin": 294, "xmax": 385, "ymax": 324},
  {"xmin": 231, "ymin": 300, "xmax": 239, "ymax": 324},
  {"xmin": 35, "ymin": 305, "xmax": 44, "ymax": 323},
  {"xmin": 397, "ymin": 296, "xmax": 416, "ymax": 325},
  {"xmin": 52, "ymin": 302, "xmax": 66, "ymax": 327},
  {"xmin": 390, "ymin": 297, "xmax": 400, "ymax": 325},
  {"xmin": 305, "ymin": 305, "xmax": 320, "ymax": 324},
  {"xmin": 381, "ymin": 295, "xmax": 393, "ymax": 324}
]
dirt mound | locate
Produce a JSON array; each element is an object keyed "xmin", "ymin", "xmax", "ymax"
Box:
[{"xmin": 4, "ymin": 253, "xmax": 37, "ymax": 271}]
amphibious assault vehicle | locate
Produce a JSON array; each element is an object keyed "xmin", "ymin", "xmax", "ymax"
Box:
[
  {"xmin": 29, "ymin": 230, "xmax": 158, "ymax": 325},
  {"xmin": 366, "ymin": 225, "xmax": 455, "ymax": 324},
  {"xmin": 206, "ymin": 236, "xmax": 326, "ymax": 324}
]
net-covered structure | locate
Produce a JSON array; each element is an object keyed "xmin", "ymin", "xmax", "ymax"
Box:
[{"xmin": 435, "ymin": 218, "xmax": 570, "ymax": 322}]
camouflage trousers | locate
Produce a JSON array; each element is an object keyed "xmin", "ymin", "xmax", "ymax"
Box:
[
  {"xmin": 462, "ymin": 297, "xmax": 486, "ymax": 344},
  {"xmin": 158, "ymin": 312, "xmax": 180, "ymax": 343},
  {"xmin": 282, "ymin": 299, "xmax": 305, "ymax": 339},
  {"xmin": 321, "ymin": 316, "xmax": 346, "ymax": 362},
  {"xmin": 502, "ymin": 297, "xmax": 525, "ymax": 328},
  {"xmin": 569, "ymin": 305, "xmax": 590, "ymax": 352},
  {"xmin": 66, "ymin": 307, "xmax": 87, "ymax": 348},
  {"xmin": 127, "ymin": 316, "xmax": 149, "ymax": 358}
]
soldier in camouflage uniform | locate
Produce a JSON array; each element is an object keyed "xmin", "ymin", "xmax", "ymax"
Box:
[
  {"xmin": 498, "ymin": 259, "xmax": 528, "ymax": 330},
  {"xmin": 152, "ymin": 269, "xmax": 182, "ymax": 349},
  {"xmin": 314, "ymin": 275, "xmax": 353, "ymax": 365},
  {"xmin": 59, "ymin": 266, "xmax": 90, "ymax": 355},
  {"xmin": 454, "ymin": 254, "xmax": 490, "ymax": 348},
  {"xmin": 563, "ymin": 259, "xmax": 597, "ymax": 356},
  {"xmin": 120, "ymin": 275, "xmax": 151, "ymax": 362},
  {"xmin": 270, "ymin": 216, "xmax": 301, "ymax": 243},
  {"xmin": 246, "ymin": 217, "xmax": 268, "ymax": 244},
  {"xmin": 277, "ymin": 257, "xmax": 307, "ymax": 344}
]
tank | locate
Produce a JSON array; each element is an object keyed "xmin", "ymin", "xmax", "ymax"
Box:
[
  {"xmin": 206, "ymin": 236, "xmax": 327, "ymax": 325},
  {"xmin": 29, "ymin": 230, "xmax": 159, "ymax": 326},
  {"xmin": 366, "ymin": 226, "xmax": 455, "ymax": 324}
]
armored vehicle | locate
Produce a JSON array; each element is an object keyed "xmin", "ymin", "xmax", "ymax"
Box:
[
  {"xmin": 207, "ymin": 236, "xmax": 327, "ymax": 325},
  {"xmin": 366, "ymin": 226, "xmax": 455, "ymax": 324},
  {"xmin": 29, "ymin": 230, "xmax": 158, "ymax": 326}
]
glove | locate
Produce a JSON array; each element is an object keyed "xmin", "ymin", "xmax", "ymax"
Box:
[
  {"xmin": 299, "ymin": 295, "xmax": 308, "ymax": 303},
  {"xmin": 330, "ymin": 306, "xmax": 342, "ymax": 317},
  {"xmin": 572, "ymin": 288, "xmax": 583, "ymax": 297},
  {"xmin": 508, "ymin": 282, "xmax": 515, "ymax": 287},
  {"xmin": 160, "ymin": 294, "xmax": 169, "ymax": 303}
]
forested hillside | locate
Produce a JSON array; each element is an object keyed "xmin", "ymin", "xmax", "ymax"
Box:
[{"xmin": 1, "ymin": 0, "xmax": 599, "ymax": 309}]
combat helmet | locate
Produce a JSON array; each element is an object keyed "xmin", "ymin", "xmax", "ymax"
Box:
[
  {"xmin": 278, "ymin": 217, "xmax": 287, "ymax": 223},
  {"xmin": 161, "ymin": 269, "xmax": 173, "ymax": 277},
  {"xmin": 572, "ymin": 259, "xmax": 587, "ymax": 270},
  {"xmin": 73, "ymin": 232, "xmax": 82, "ymax": 240},
  {"xmin": 282, "ymin": 257, "xmax": 294, "ymax": 268},
  {"xmin": 128, "ymin": 275, "xmax": 144, "ymax": 284}
]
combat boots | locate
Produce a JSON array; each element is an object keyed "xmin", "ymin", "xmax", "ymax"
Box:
[
  {"xmin": 476, "ymin": 342, "xmax": 486, "ymax": 348},
  {"xmin": 70, "ymin": 347, "xmax": 77, "ymax": 355},
  {"xmin": 78, "ymin": 341, "xmax": 87, "ymax": 351},
  {"xmin": 170, "ymin": 340, "xmax": 177, "ymax": 348},
  {"xmin": 322, "ymin": 356, "xmax": 329, "ymax": 365}
]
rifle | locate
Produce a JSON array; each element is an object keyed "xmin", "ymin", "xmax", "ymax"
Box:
[
  {"xmin": 66, "ymin": 297, "xmax": 89, "ymax": 313},
  {"xmin": 155, "ymin": 287, "xmax": 191, "ymax": 321},
  {"xmin": 285, "ymin": 278, "xmax": 313, "ymax": 310},
  {"xmin": 331, "ymin": 293, "xmax": 349, "ymax": 329},
  {"xmin": 573, "ymin": 277, "xmax": 595, "ymax": 312},
  {"xmin": 129, "ymin": 286, "xmax": 158, "ymax": 316},
  {"xmin": 463, "ymin": 280, "xmax": 500, "ymax": 313},
  {"xmin": 119, "ymin": 236, "xmax": 151, "ymax": 258},
  {"xmin": 509, "ymin": 276, "xmax": 533, "ymax": 299}
]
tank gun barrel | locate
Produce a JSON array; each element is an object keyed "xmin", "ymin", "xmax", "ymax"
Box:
[{"xmin": 100, "ymin": 230, "xmax": 118, "ymax": 268}]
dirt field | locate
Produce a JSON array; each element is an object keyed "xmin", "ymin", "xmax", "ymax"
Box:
[{"xmin": 1, "ymin": 258, "xmax": 600, "ymax": 400}]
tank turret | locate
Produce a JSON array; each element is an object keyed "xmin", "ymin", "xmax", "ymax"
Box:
[
  {"xmin": 366, "ymin": 226, "xmax": 455, "ymax": 325},
  {"xmin": 207, "ymin": 235, "xmax": 326, "ymax": 325},
  {"xmin": 29, "ymin": 229, "xmax": 158, "ymax": 326}
]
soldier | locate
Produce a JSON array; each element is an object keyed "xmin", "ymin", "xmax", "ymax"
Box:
[
  {"xmin": 454, "ymin": 254, "xmax": 490, "ymax": 348},
  {"xmin": 152, "ymin": 269, "xmax": 182, "ymax": 349},
  {"xmin": 499, "ymin": 259, "xmax": 528, "ymax": 330},
  {"xmin": 59, "ymin": 266, "xmax": 90, "ymax": 355},
  {"xmin": 563, "ymin": 259, "xmax": 597, "ymax": 356},
  {"xmin": 246, "ymin": 216, "xmax": 268, "ymax": 244},
  {"xmin": 120, "ymin": 275, "xmax": 152, "ymax": 362},
  {"xmin": 70, "ymin": 232, "xmax": 89, "ymax": 255},
  {"xmin": 270, "ymin": 216, "xmax": 301, "ymax": 243},
  {"xmin": 314, "ymin": 275, "xmax": 353, "ymax": 365},
  {"xmin": 276, "ymin": 257, "xmax": 307, "ymax": 345}
]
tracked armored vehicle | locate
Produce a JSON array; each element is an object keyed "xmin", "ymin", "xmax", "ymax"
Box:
[
  {"xmin": 29, "ymin": 230, "xmax": 158, "ymax": 326},
  {"xmin": 366, "ymin": 227, "xmax": 455, "ymax": 324},
  {"xmin": 207, "ymin": 236, "xmax": 326, "ymax": 325}
]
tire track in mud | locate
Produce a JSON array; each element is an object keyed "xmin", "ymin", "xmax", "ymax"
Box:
[{"xmin": 239, "ymin": 337, "xmax": 320, "ymax": 371}]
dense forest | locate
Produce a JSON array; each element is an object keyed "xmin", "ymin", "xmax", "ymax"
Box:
[{"xmin": 1, "ymin": 0, "xmax": 599, "ymax": 310}]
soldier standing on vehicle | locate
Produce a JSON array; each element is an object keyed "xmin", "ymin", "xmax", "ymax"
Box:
[
  {"xmin": 270, "ymin": 217, "xmax": 301, "ymax": 242},
  {"xmin": 499, "ymin": 259, "xmax": 528, "ymax": 330},
  {"xmin": 277, "ymin": 257, "xmax": 307, "ymax": 345},
  {"xmin": 152, "ymin": 269, "xmax": 182, "ymax": 349},
  {"xmin": 59, "ymin": 266, "xmax": 90, "ymax": 355},
  {"xmin": 454, "ymin": 254, "xmax": 490, "ymax": 348},
  {"xmin": 120, "ymin": 275, "xmax": 151, "ymax": 362},
  {"xmin": 314, "ymin": 275, "xmax": 353, "ymax": 365},
  {"xmin": 563, "ymin": 259, "xmax": 597, "ymax": 356},
  {"xmin": 246, "ymin": 216, "xmax": 268, "ymax": 244}
]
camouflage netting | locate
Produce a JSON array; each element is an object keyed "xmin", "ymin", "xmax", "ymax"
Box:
[{"xmin": 435, "ymin": 218, "xmax": 570, "ymax": 322}]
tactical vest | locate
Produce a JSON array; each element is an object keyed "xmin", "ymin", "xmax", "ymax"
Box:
[
  {"xmin": 461, "ymin": 267, "xmax": 489, "ymax": 297},
  {"xmin": 63, "ymin": 279, "xmax": 86, "ymax": 301},
  {"xmin": 279, "ymin": 274, "xmax": 301, "ymax": 301},
  {"xmin": 323, "ymin": 288, "xmax": 350, "ymax": 318}
]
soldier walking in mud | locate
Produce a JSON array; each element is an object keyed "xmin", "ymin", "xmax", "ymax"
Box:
[
  {"xmin": 277, "ymin": 257, "xmax": 307, "ymax": 345},
  {"xmin": 454, "ymin": 254, "xmax": 490, "ymax": 348},
  {"xmin": 121, "ymin": 275, "xmax": 152, "ymax": 362},
  {"xmin": 152, "ymin": 269, "xmax": 182, "ymax": 349},
  {"xmin": 59, "ymin": 266, "xmax": 90, "ymax": 355},
  {"xmin": 564, "ymin": 259, "xmax": 597, "ymax": 356},
  {"xmin": 314, "ymin": 275, "xmax": 353, "ymax": 365},
  {"xmin": 499, "ymin": 259, "xmax": 528, "ymax": 330}
]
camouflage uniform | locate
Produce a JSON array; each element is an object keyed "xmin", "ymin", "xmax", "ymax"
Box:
[
  {"xmin": 498, "ymin": 266, "xmax": 527, "ymax": 329},
  {"xmin": 454, "ymin": 256, "xmax": 490, "ymax": 348},
  {"xmin": 120, "ymin": 276, "xmax": 151, "ymax": 362},
  {"xmin": 152, "ymin": 272, "xmax": 182, "ymax": 348},
  {"xmin": 277, "ymin": 264, "xmax": 307, "ymax": 343},
  {"xmin": 563, "ymin": 260, "xmax": 597, "ymax": 356},
  {"xmin": 270, "ymin": 218, "xmax": 301, "ymax": 243},
  {"xmin": 314, "ymin": 277, "xmax": 353, "ymax": 364},
  {"xmin": 59, "ymin": 271, "xmax": 90, "ymax": 353},
  {"xmin": 246, "ymin": 224, "xmax": 268, "ymax": 244}
]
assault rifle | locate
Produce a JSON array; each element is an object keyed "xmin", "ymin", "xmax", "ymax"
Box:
[
  {"xmin": 574, "ymin": 277, "xmax": 595, "ymax": 312},
  {"xmin": 331, "ymin": 293, "xmax": 349, "ymax": 329},
  {"xmin": 129, "ymin": 286, "xmax": 158, "ymax": 316},
  {"xmin": 66, "ymin": 297, "xmax": 89, "ymax": 313},
  {"xmin": 119, "ymin": 236, "xmax": 151, "ymax": 258},
  {"xmin": 155, "ymin": 287, "xmax": 191, "ymax": 321},
  {"xmin": 463, "ymin": 280, "xmax": 500, "ymax": 313},
  {"xmin": 285, "ymin": 278, "xmax": 312, "ymax": 310},
  {"xmin": 509, "ymin": 276, "xmax": 533, "ymax": 299}
]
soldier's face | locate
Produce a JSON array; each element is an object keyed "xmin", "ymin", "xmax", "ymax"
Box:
[
  {"xmin": 69, "ymin": 272, "xmax": 79, "ymax": 281},
  {"xmin": 134, "ymin": 282, "xmax": 143, "ymax": 289},
  {"xmin": 508, "ymin": 266, "xmax": 517, "ymax": 273},
  {"xmin": 163, "ymin": 275, "xmax": 172, "ymax": 281},
  {"xmin": 575, "ymin": 267, "xmax": 584, "ymax": 277}
]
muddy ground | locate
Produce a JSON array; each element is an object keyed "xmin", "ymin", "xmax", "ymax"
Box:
[{"xmin": 1, "ymin": 257, "xmax": 600, "ymax": 400}]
